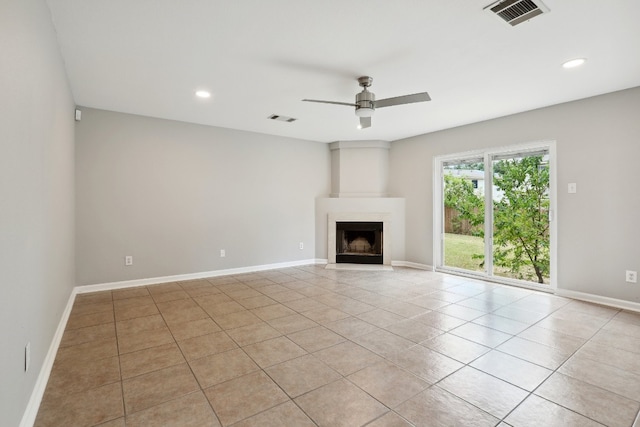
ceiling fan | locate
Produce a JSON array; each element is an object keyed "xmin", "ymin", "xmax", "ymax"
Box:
[{"xmin": 302, "ymin": 76, "xmax": 431, "ymax": 129}]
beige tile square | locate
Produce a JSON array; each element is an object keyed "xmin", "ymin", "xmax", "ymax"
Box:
[
  {"xmin": 112, "ymin": 287, "xmax": 150, "ymax": 301},
  {"xmin": 268, "ymin": 290, "xmax": 306, "ymax": 303},
  {"xmin": 496, "ymin": 336, "xmax": 570, "ymax": 370},
  {"xmin": 112, "ymin": 295, "xmax": 155, "ymax": 309},
  {"xmin": 422, "ymin": 333, "xmax": 491, "ymax": 364},
  {"xmin": 352, "ymin": 329, "xmax": 414, "ymax": 358},
  {"xmin": 590, "ymin": 328, "xmax": 640, "ymax": 354},
  {"xmin": 189, "ymin": 348, "xmax": 259, "ymax": 388},
  {"xmin": 167, "ymin": 317, "xmax": 221, "ymax": 341},
  {"xmin": 214, "ymin": 310, "xmax": 262, "ymax": 330},
  {"xmin": 302, "ymin": 306, "xmax": 351, "ymax": 324},
  {"xmin": 237, "ymin": 294, "xmax": 277, "ymax": 309},
  {"xmin": 46, "ymin": 356, "xmax": 121, "ymax": 399},
  {"xmin": 118, "ymin": 327, "xmax": 174, "ymax": 355},
  {"xmin": 114, "ymin": 303, "xmax": 159, "ymax": 322},
  {"xmin": 225, "ymin": 288, "xmax": 263, "ymax": 300},
  {"xmin": 184, "ymin": 284, "xmax": 220, "ymax": 298},
  {"xmin": 204, "ymin": 371, "xmax": 289, "ymax": 426},
  {"xmin": 576, "ymin": 341, "xmax": 640, "ymax": 375},
  {"xmin": 60, "ymin": 322, "xmax": 116, "ymax": 347},
  {"xmin": 66, "ymin": 310, "xmax": 115, "ymax": 330},
  {"xmin": 231, "ymin": 401, "xmax": 315, "ymax": 427},
  {"xmin": 267, "ymin": 314, "xmax": 318, "ymax": 334},
  {"xmin": 225, "ymin": 321, "xmax": 281, "ymax": 346},
  {"xmin": 365, "ymin": 412, "xmax": 413, "ymax": 427},
  {"xmin": 287, "ymin": 326, "xmax": 345, "ymax": 352},
  {"xmin": 126, "ymin": 391, "xmax": 220, "ymax": 427},
  {"xmin": 35, "ymin": 382, "xmax": 123, "ymax": 427},
  {"xmin": 535, "ymin": 373, "xmax": 639, "ymax": 427},
  {"xmin": 194, "ymin": 293, "xmax": 232, "ymax": 307},
  {"xmin": 55, "ymin": 337, "xmax": 118, "ymax": 364},
  {"xmin": 314, "ymin": 341, "xmax": 384, "ymax": 375},
  {"xmin": 325, "ymin": 316, "xmax": 380, "ymax": 339},
  {"xmin": 151, "ymin": 289, "xmax": 190, "ymax": 303},
  {"xmin": 437, "ymin": 304, "xmax": 486, "ymax": 321},
  {"xmin": 243, "ymin": 336, "xmax": 307, "ymax": 368},
  {"xmin": 517, "ymin": 325, "xmax": 586, "ymax": 354},
  {"xmin": 71, "ymin": 301, "xmax": 114, "ymax": 317},
  {"xmin": 265, "ymin": 354, "xmax": 341, "ymax": 397},
  {"xmin": 75, "ymin": 291, "xmax": 113, "ymax": 305},
  {"xmin": 348, "ymin": 361, "xmax": 429, "ymax": 408},
  {"xmin": 251, "ymin": 304, "xmax": 297, "ymax": 321},
  {"xmin": 122, "ymin": 363, "xmax": 199, "ymax": 414},
  {"xmin": 294, "ymin": 379, "xmax": 388, "ymax": 427},
  {"xmin": 438, "ymin": 366, "xmax": 528, "ymax": 418},
  {"xmin": 387, "ymin": 344, "xmax": 463, "ymax": 384},
  {"xmin": 505, "ymin": 394, "xmax": 604, "ymax": 427},
  {"xmin": 119, "ymin": 342, "xmax": 185, "ymax": 379},
  {"xmin": 558, "ymin": 354, "xmax": 640, "ymax": 401},
  {"xmin": 413, "ymin": 311, "xmax": 466, "ymax": 331},
  {"xmin": 158, "ymin": 305, "xmax": 209, "ymax": 326},
  {"xmin": 472, "ymin": 313, "xmax": 529, "ymax": 335},
  {"xmin": 116, "ymin": 314, "xmax": 166, "ymax": 336},
  {"xmin": 177, "ymin": 331, "xmax": 237, "ymax": 360},
  {"xmin": 470, "ymin": 350, "xmax": 552, "ymax": 391},
  {"xmin": 146, "ymin": 282, "xmax": 183, "ymax": 295},
  {"xmin": 385, "ymin": 318, "xmax": 443, "ymax": 343},
  {"xmin": 283, "ymin": 297, "xmax": 329, "ymax": 312},
  {"xmin": 450, "ymin": 322, "xmax": 512, "ymax": 348},
  {"xmin": 201, "ymin": 300, "xmax": 246, "ymax": 317}
]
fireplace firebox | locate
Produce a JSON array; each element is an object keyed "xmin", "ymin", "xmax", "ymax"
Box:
[{"xmin": 336, "ymin": 221, "xmax": 383, "ymax": 264}]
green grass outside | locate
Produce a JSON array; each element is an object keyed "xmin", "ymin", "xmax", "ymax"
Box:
[
  {"xmin": 444, "ymin": 233, "xmax": 549, "ymax": 284},
  {"xmin": 444, "ymin": 233, "xmax": 485, "ymax": 272}
]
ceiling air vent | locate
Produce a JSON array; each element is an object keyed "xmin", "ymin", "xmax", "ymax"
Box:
[
  {"xmin": 268, "ymin": 114, "xmax": 297, "ymax": 123},
  {"xmin": 485, "ymin": 0, "xmax": 549, "ymax": 26}
]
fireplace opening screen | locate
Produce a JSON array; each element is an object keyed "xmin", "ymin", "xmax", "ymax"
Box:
[{"xmin": 336, "ymin": 221, "xmax": 383, "ymax": 264}]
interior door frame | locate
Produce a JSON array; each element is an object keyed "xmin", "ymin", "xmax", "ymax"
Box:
[{"xmin": 433, "ymin": 140, "xmax": 557, "ymax": 292}]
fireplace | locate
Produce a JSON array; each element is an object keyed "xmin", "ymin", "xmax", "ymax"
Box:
[
  {"xmin": 336, "ymin": 222, "xmax": 383, "ymax": 264},
  {"xmin": 327, "ymin": 212, "xmax": 392, "ymax": 267}
]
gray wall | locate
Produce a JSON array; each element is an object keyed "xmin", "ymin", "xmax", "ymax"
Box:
[
  {"xmin": 389, "ymin": 87, "xmax": 640, "ymax": 303},
  {"xmin": 0, "ymin": 0, "xmax": 76, "ymax": 425},
  {"xmin": 75, "ymin": 108, "xmax": 331, "ymax": 285}
]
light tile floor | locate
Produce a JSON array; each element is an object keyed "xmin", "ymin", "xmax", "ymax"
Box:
[{"xmin": 35, "ymin": 266, "xmax": 640, "ymax": 427}]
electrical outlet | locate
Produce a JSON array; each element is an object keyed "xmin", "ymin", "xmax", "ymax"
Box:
[
  {"xmin": 25, "ymin": 342, "xmax": 31, "ymax": 372},
  {"xmin": 125, "ymin": 255, "xmax": 133, "ymax": 266},
  {"xmin": 568, "ymin": 183, "xmax": 577, "ymax": 193},
  {"xmin": 299, "ymin": 242, "xmax": 304, "ymax": 250},
  {"xmin": 626, "ymin": 270, "xmax": 637, "ymax": 283},
  {"xmin": 220, "ymin": 249, "xmax": 226, "ymax": 257}
]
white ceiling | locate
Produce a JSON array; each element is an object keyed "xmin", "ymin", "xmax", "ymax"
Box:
[{"xmin": 46, "ymin": 0, "xmax": 640, "ymax": 143}]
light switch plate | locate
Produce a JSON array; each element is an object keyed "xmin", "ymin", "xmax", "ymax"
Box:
[{"xmin": 568, "ymin": 183, "xmax": 577, "ymax": 193}]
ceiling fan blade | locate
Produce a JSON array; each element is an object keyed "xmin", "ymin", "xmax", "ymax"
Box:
[
  {"xmin": 375, "ymin": 92, "xmax": 431, "ymax": 108},
  {"xmin": 302, "ymin": 99, "xmax": 357, "ymax": 107},
  {"xmin": 359, "ymin": 116, "xmax": 371, "ymax": 129}
]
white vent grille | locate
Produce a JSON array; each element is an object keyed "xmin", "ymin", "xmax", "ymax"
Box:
[
  {"xmin": 268, "ymin": 114, "xmax": 297, "ymax": 123},
  {"xmin": 485, "ymin": 0, "xmax": 549, "ymax": 26}
]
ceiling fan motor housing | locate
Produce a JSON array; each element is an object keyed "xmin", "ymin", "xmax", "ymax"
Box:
[{"xmin": 355, "ymin": 89, "xmax": 375, "ymax": 117}]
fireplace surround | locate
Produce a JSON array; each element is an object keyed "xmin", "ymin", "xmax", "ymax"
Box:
[{"xmin": 327, "ymin": 212, "xmax": 392, "ymax": 266}]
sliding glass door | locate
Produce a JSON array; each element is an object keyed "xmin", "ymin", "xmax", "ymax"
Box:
[{"xmin": 435, "ymin": 142, "xmax": 555, "ymax": 289}]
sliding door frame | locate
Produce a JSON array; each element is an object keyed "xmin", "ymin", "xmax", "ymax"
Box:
[{"xmin": 433, "ymin": 140, "xmax": 557, "ymax": 292}]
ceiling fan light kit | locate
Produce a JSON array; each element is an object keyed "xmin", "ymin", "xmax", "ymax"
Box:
[{"xmin": 303, "ymin": 76, "xmax": 431, "ymax": 129}]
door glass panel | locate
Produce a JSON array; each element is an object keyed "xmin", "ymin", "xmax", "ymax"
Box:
[
  {"xmin": 491, "ymin": 151, "xmax": 550, "ymax": 284},
  {"xmin": 442, "ymin": 158, "xmax": 485, "ymax": 273}
]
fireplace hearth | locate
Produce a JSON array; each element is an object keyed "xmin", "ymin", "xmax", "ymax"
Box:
[{"xmin": 336, "ymin": 221, "xmax": 383, "ymax": 264}]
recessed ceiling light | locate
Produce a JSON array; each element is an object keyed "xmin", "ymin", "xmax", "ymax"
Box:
[
  {"xmin": 562, "ymin": 58, "xmax": 586, "ymax": 69},
  {"xmin": 357, "ymin": 124, "xmax": 362, "ymax": 130},
  {"xmin": 195, "ymin": 90, "xmax": 211, "ymax": 98}
]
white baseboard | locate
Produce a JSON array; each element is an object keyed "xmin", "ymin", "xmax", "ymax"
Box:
[
  {"xmin": 77, "ymin": 258, "xmax": 322, "ymax": 294},
  {"xmin": 392, "ymin": 261, "xmax": 435, "ymax": 271},
  {"xmin": 19, "ymin": 288, "xmax": 78, "ymax": 427},
  {"xmin": 555, "ymin": 288, "xmax": 640, "ymax": 313}
]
